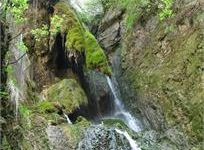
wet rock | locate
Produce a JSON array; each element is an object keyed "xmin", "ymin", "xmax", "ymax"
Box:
[
  {"xmin": 136, "ymin": 130, "xmax": 179, "ymax": 150},
  {"xmin": 77, "ymin": 125, "xmax": 131, "ymax": 150},
  {"xmin": 84, "ymin": 70, "xmax": 114, "ymax": 117},
  {"xmin": 104, "ymin": 0, "xmax": 204, "ymax": 146},
  {"xmin": 46, "ymin": 125, "xmax": 73, "ymax": 150}
]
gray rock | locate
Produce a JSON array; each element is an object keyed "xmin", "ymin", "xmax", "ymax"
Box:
[
  {"xmin": 46, "ymin": 125, "xmax": 72, "ymax": 150},
  {"xmin": 77, "ymin": 125, "xmax": 131, "ymax": 150},
  {"xmin": 98, "ymin": 22, "xmax": 121, "ymax": 51},
  {"xmin": 97, "ymin": 8, "xmax": 124, "ymax": 51},
  {"xmin": 84, "ymin": 70, "xmax": 114, "ymax": 117}
]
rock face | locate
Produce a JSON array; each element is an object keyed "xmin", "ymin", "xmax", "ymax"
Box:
[
  {"xmin": 84, "ymin": 70, "xmax": 114, "ymax": 118},
  {"xmin": 135, "ymin": 129, "xmax": 188, "ymax": 150},
  {"xmin": 98, "ymin": 0, "xmax": 204, "ymax": 148},
  {"xmin": 77, "ymin": 125, "xmax": 131, "ymax": 150},
  {"xmin": 2, "ymin": 0, "xmax": 111, "ymax": 149},
  {"xmin": 97, "ymin": 8, "xmax": 124, "ymax": 52},
  {"xmin": 46, "ymin": 125, "xmax": 74, "ymax": 150}
]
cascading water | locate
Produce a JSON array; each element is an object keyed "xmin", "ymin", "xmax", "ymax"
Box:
[
  {"xmin": 115, "ymin": 128, "xmax": 141, "ymax": 150},
  {"xmin": 7, "ymin": 27, "xmax": 31, "ymax": 118},
  {"xmin": 64, "ymin": 113, "xmax": 72, "ymax": 124},
  {"xmin": 106, "ymin": 76, "xmax": 142, "ymax": 132}
]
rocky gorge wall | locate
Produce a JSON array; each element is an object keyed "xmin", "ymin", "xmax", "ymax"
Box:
[
  {"xmin": 1, "ymin": 0, "xmax": 203, "ymax": 149},
  {"xmin": 1, "ymin": 0, "xmax": 113, "ymax": 149},
  {"xmin": 97, "ymin": 0, "xmax": 204, "ymax": 148}
]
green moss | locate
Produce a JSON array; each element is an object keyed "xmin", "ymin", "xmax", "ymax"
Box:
[
  {"xmin": 66, "ymin": 27, "xmax": 85, "ymax": 52},
  {"xmin": 85, "ymin": 31, "xmax": 112, "ymax": 75},
  {"xmin": 51, "ymin": 1, "xmax": 111, "ymax": 75},
  {"xmin": 60, "ymin": 116, "xmax": 91, "ymax": 147},
  {"xmin": 35, "ymin": 101, "xmax": 57, "ymax": 114},
  {"xmin": 124, "ymin": 25, "xmax": 203, "ymax": 143},
  {"xmin": 47, "ymin": 79, "xmax": 88, "ymax": 113},
  {"xmin": 51, "ymin": 1, "xmax": 85, "ymax": 52},
  {"xmin": 102, "ymin": 118, "xmax": 128, "ymax": 129},
  {"xmin": 75, "ymin": 116, "xmax": 91, "ymax": 128}
]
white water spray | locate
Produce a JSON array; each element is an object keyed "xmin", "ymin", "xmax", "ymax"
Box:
[
  {"xmin": 64, "ymin": 113, "xmax": 72, "ymax": 124},
  {"xmin": 106, "ymin": 76, "xmax": 142, "ymax": 132},
  {"xmin": 115, "ymin": 128, "xmax": 141, "ymax": 150}
]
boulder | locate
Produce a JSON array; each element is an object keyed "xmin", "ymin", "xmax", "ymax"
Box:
[{"xmin": 47, "ymin": 79, "xmax": 88, "ymax": 113}]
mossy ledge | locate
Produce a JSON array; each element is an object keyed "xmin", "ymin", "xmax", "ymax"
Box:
[
  {"xmin": 50, "ymin": 1, "xmax": 111, "ymax": 75},
  {"xmin": 46, "ymin": 79, "xmax": 88, "ymax": 113}
]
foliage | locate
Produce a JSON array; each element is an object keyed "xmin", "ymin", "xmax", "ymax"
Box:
[
  {"xmin": 17, "ymin": 41, "xmax": 28, "ymax": 52},
  {"xmin": 8, "ymin": 0, "xmax": 28, "ymax": 24},
  {"xmin": 85, "ymin": 31, "xmax": 111, "ymax": 75},
  {"xmin": 50, "ymin": 15, "xmax": 64, "ymax": 36},
  {"xmin": 77, "ymin": 0, "xmax": 103, "ymax": 23},
  {"xmin": 31, "ymin": 25, "xmax": 49, "ymax": 41},
  {"xmin": 1, "ymin": 136, "xmax": 12, "ymax": 150},
  {"xmin": 159, "ymin": 0, "xmax": 174, "ymax": 20},
  {"xmin": 35, "ymin": 101, "xmax": 57, "ymax": 114},
  {"xmin": 19, "ymin": 105, "xmax": 32, "ymax": 128},
  {"xmin": 0, "ymin": 90, "xmax": 9, "ymax": 99},
  {"xmin": 52, "ymin": 1, "xmax": 111, "ymax": 74},
  {"xmin": 51, "ymin": 1, "xmax": 85, "ymax": 52}
]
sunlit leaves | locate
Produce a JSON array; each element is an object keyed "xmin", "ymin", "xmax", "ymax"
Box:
[
  {"xmin": 8, "ymin": 0, "xmax": 28, "ymax": 24},
  {"xmin": 50, "ymin": 15, "xmax": 64, "ymax": 36},
  {"xmin": 17, "ymin": 41, "xmax": 28, "ymax": 52},
  {"xmin": 31, "ymin": 25, "xmax": 49, "ymax": 41},
  {"xmin": 159, "ymin": 0, "xmax": 174, "ymax": 20}
]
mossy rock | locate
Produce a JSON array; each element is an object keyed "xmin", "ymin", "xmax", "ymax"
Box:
[
  {"xmin": 102, "ymin": 118, "xmax": 128, "ymax": 128},
  {"xmin": 50, "ymin": 1, "xmax": 111, "ymax": 75},
  {"xmin": 51, "ymin": 1, "xmax": 85, "ymax": 52},
  {"xmin": 85, "ymin": 31, "xmax": 112, "ymax": 75},
  {"xmin": 47, "ymin": 79, "xmax": 88, "ymax": 113},
  {"xmin": 35, "ymin": 101, "xmax": 58, "ymax": 114},
  {"xmin": 59, "ymin": 116, "xmax": 91, "ymax": 148}
]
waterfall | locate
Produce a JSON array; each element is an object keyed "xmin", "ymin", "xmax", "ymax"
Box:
[
  {"xmin": 7, "ymin": 26, "xmax": 31, "ymax": 118},
  {"xmin": 8, "ymin": 81, "xmax": 21, "ymax": 117},
  {"xmin": 64, "ymin": 113, "xmax": 72, "ymax": 124},
  {"xmin": 115, "ymin": 128, "xmax": 141, "ymax": 150},
  {"xmin": 106, "ymin": 76, "xmax": 142, "ymax": 132}
]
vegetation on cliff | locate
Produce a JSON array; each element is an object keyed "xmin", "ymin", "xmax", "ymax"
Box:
[
  {"xmin": 117, "ymin": 0, "xmax": 203, "ymax": 147},
  {"xmin": 50, "ymin": 1, "xmax": 111, "ymax": 74},
  {"xmin": 1, "ymin": 0, "xmax": 203, "ymax": 149},
  {"xmin": 46, "ymin": 79, "xmax": 88, "ymax": 113}
]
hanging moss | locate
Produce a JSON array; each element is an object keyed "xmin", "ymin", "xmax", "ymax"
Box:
[
  {"xmin": 50, "ymin": 1, "xmax": 111, "ymax": 75},
  {"xmin": 85, "ymin": 31, "xmax": 112, "ymax": 75},
  {"xmin": 50, "ymin": 1, "xmax": 85, "ymax": 52}
]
